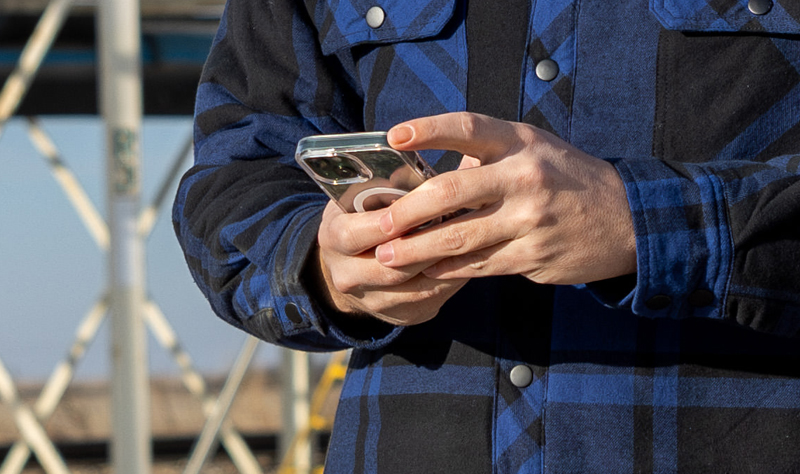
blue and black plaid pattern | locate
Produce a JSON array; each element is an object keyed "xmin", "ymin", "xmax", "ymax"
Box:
[
  {"xmin": 522, "ymin": 0, "xmax": 577, "ymax": 137},
  {"xmin": 173, "ymin": 0, "xmax": 800, "ymax": 471}
]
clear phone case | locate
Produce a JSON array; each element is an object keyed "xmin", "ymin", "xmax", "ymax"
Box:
[{"xmin": 295, "ymin": 131, "xmax": 436, "ymax": 213}]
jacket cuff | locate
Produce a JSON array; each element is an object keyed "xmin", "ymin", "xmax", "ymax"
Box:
[
  {"xmin": 597, "ymin": 158, "xmax": 733, "ymax": 320},
  {"xmin": 261, "ymin": 205, "xmax": 403, "ymax": 349}
]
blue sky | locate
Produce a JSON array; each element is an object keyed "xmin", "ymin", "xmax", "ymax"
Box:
[{"xmin": 0, "ymin": 116, "xmax": 283, "ymax": 382}]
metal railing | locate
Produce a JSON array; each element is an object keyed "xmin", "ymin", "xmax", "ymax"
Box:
[
  {"xmin": 1, "ymin": 114, "xmax": 268, "ymax": 473},
  {"xmin": 0, "ymin": 0, "xmax": 344, "ymax": 472}
]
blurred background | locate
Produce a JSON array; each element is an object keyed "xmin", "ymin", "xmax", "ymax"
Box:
[{"xmin": 0, "ymin": 1, "xmax": 339, "ymax": 472}]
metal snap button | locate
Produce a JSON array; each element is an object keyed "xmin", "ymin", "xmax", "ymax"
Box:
[
  {"xmin": 535, "ymin": 59, "xmax": 559, "ymax": 82},
  {"xmin": 748, "ymin": 0, "xmax": 772, "ymax": 15},
  {"xmin": 366, "ymin": 6, "xmax": 386, "ymax": 29},
  {"xmin": 510, "ymin": 365, "xmax": 534, "ymax": 388}
]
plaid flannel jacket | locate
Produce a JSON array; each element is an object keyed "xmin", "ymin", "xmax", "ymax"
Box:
[{"xmin": 173, "ymin": 0, "xmax": 800, "ymax": 472}]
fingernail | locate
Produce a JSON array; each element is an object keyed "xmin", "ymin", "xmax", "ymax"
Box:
[
  {"xmin": 380, "ymin": 211, "xmax": 394, "ymax": 234},
  {"xmin": 388, "ymin": 125, "xmax": 413, "ymax": 145},
  {"xmin": 375, "ymin": 244, "xmax": 394, "ymax": 264}
]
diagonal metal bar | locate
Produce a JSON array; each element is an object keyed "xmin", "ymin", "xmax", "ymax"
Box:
[
  {"xmin": 143, "ymin": 300, "xmax": 263, "ymax": 474},
  {"xmin": 183, "ymin": 336, "xmax": 261, "ymax": 474},
  {"xmin": 0, "ymin": 295, "xmax": 108, "ymax": 474},
  {"xmin": 0, "ymin": 359, "xmax": 71, "ymax": 474},
  {"xmin": 138, "ymin": 133, "xmax": 193, "ymax": 239},
  {"xmin": 17, "ymin": 118, "xmax": 264, "ymax": 472},
  {"xmin": 26, "ymin": 117, "xmax": 110, "ymax": 251},
  {"xmin": 0, "ymin": 0, "xmax": 74, "ymax": 139}
]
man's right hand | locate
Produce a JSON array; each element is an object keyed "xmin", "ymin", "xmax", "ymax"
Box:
[{"xmin": 314, "ymin": 200, "xmax": 469, "ymax": 326}]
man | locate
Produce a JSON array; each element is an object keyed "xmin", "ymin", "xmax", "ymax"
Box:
[{"xmin": 173, "ymin": 0, "xmax": 800, "ymax": 471}]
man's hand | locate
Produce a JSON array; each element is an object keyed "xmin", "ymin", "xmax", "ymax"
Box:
[
  {"xmin": 314, "ymin": 200, "xmax": 468, "ymax": 326},
  {"xmin": 374, "ymin": 112, "xmax": 637, "ymax": 285}
]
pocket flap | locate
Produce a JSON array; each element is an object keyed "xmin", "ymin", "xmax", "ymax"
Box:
[
  {"xmin": 651, "ymin": 0, "xmax": 800, "ymax": 33},
  {"xmin": 314, "ymin": 0, "xmax": 458, "ymax": 55}
]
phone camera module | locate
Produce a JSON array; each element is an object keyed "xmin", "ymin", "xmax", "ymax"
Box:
[{"xmin": 305, "ymin": 154, "xmax": 371, "ymax": 184}]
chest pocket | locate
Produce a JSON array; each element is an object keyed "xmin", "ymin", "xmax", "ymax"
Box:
[
  {"xmin": 309, "ymin": 0, "xmax": 458, "ymax": 55},
  {"xmin": 306, "ymin": 0, "xmax": 466, "ymax": 145},
  {"xmin": 650, "ymin": 0, "xmax": 800, "ymax": 163},
  {"xmin": 651, "ymin": 0, "xmax": 800, "ymax": 32}
]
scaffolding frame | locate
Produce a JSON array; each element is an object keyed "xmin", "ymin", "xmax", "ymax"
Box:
[
  {"xmin": 0, "ymin": 0, "xmax": 260, "ymax": 472},
  {"xmin": 0, "ymin": 1, "xmax": 343, "ymax": 471}
]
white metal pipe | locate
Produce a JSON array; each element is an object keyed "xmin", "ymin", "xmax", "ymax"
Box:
[
  {"xmin": 281, "ymin": 349, "xmax": 312, "ymax": 474},
  {"xmin": 97, "ymin": 0, "xmax": 150, "ymax": 472},
  {"xmin": 0, "ymin": 0, "xmax": 73, "ymax": 139}
]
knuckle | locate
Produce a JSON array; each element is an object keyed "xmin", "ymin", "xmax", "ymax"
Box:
[
  {"xmin": 516, "ymin": 158, "xmax": 547, "ymax": 189},
  {"xmin": 515, "ymin": 205, "xmax": 550, "ymax": 230},
  {"xmin": 382, "ymin": 268, "xmax": 412, "ymax": 287},
  {"xmin": 427, "ymin": 175, "xmax": 462, "ymax": 207},
  {"xmin": 331, "ymin": 272, "xmax": 358, "ymax": 294},
  {"xmin": 336, "ymin": 222, "xmax": 368, "ymax": 255},
  {"xmin": 415, "ymin": 282, "xmax": 445, "ymax": 301},
  {"xmin": 458, "ymin": 112, "xmax": 481, "ymax": 139},
  {"xmin": 467, "ymin": 255, "xmax": 489, "ymax": 271},
  {"xmin": 440, "ymin": 227, "xmax": 468, "ymax": 252}
]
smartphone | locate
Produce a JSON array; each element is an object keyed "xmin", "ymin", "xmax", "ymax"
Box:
[{"xmin": 295, "ymin": 131, "xmax": 437, "ymax": 213}]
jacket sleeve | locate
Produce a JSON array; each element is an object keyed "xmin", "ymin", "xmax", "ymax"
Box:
[
  {"xmin": 172, "ymin": 0, "xmax": 402, "ymax": 351},
  {"xmin": 588, "ymin": 154, "xmax": 800, "ymax": 338}
]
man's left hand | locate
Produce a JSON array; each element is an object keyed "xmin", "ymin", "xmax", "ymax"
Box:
[{"xmin": 374, "ymin": 112, "xmax": 637, "ymax": 285}]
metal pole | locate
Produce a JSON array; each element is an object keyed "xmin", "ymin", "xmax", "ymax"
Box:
[
  {"xmin": 97, "ymin": 0, "xmax": 151, "ymax": 472},
  {"xmin": 281, "ymin": 349, "xmax": 312, "ymax": 474}
]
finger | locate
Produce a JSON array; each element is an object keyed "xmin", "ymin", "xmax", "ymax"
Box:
[
  {"xmin": 356, "ymin": 276, "xmax": 469, "ymax": 326},
  {"xmin": 323, "ymin": 251, "xmax": 425, "ymax": 292},
  {"xmin": 379, "ymin": 164, "xmax": 503, "ymax": 237},
  {"xmin": 420, "ymin": 240, "xmax": 548, "ymax": 281},
  {"xmin": 387, "ymin": 112, "xmax": 520, "ymax": 163},
  {"xmin": 318, "ymin": 201, "xmax": 393, "ymax": 256},
  {"xmin": 375, "ymin": 203, "xmax": 508, "ymax": 268}
]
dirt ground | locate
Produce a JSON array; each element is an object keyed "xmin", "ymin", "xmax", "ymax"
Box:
[{"xmin": 21, "ymin": 455, "xmax": 279, "ymax": 474}]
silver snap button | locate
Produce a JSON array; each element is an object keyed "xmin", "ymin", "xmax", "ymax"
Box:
[
  {"xmin": 535, "ymin": 59, "xmax": 559, "ymax": 82},
  {"xmin": 510, "ymin": 365, "xmax": 533, "ymax": 388},
  {"xmin": 366, "ymin": 6, "xmax": 386, "ymax": 29},
  {"xmin": 748, "ymin": 0, "xmax": 772, "ymax": 15}
]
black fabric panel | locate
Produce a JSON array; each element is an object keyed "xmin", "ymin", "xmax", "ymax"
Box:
[
  {"xmin": 376, "ymin": 394, "xmax": 493, "ymax": 473},
  {"xmin": 730, "ymin": 178, "xmax": 800, "ymax": 292},
  {"xmin": 757, "ymin": 121, "xmax": 800, "ymax": 161},
  {"xmin": 197, "ymin": 0, "xmax": 358, "ymax": 135},
  {"xmin": 362, "ymin": 47, "xmax": 395, "ymax": 131},
  {"xmin": 678, "ymin": 408, "xmax": 800, "ymax": 473},
  {"xmin": 654, "ymin": 30, "xmax": 800, "ymax": 162},
  {"xmin": 178, "ymin": 160, "xmax": 320, "ymax": 301},
  {"xmin": 497, "ymin": 276, "xmax": 554, "ymax": 374},
  {"xmin": 522, "ymin": 106, "xmax": 556, "ymax": 135},
  {"xmin": 465, "ymin": 0, "xmax": 530, "ymax": 120},
  {"xmin": 783, "ymin": 1, "xmax": 800, "ymax": 22},
  {"xmin": 677, "ymin": 316, "xmax": 800, "ymax": 377},
  {"xmin": 201, "ymin": 0, "xmax": 304, "ymax": 118},
  {"xmin": 633, "ymin": 405, "xmax": 654, "ymax": 472}
]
